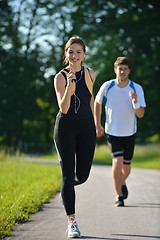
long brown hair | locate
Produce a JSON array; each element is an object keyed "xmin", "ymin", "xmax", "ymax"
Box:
[{"xmin": 63, "ymin": 36, "xmax": 86, "ymax": 65}]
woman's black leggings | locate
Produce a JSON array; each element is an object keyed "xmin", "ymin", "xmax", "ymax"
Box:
[{"xmin": 54, "ymin": 116, "xmax": 96, "ymax": 215}]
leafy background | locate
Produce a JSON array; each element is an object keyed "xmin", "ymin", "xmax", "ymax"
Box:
[{"xmin": 0, "ymin": 0, "xmax": 160, "ymax": 153}]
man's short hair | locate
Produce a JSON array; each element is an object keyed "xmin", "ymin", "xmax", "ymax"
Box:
[{"xmin": 114, "ymin": 57, "xmax": 131, "ymax": 69}]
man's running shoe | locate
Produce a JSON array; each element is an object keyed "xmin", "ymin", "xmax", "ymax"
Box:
[
  {"xmin": 114, "ymin": 195, "xmax": 124, "ymax": 207},
  {"xmin": 66, "ymin": 220, "xmax": 81, "ymax": 238},
  {"xmin": 122, "ymin": 183, "xmax": 128, "ymax": 199}
]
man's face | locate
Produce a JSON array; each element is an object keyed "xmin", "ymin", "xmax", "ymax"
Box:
[{"xmin": 114, "ymin": 64, "xmax": 131, "ymax": 81}]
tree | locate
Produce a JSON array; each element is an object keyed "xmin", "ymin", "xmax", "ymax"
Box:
[
  {"xmin": 0, "ymin": 0, "xmax": 77, "ymax": 151},
  {"xmin": 70, "ymin": 0, "xmax": 160, "ymax": 141},
  {"xmin": 0, "ymin": 0, "xmax": 160, "ymax": 152}
]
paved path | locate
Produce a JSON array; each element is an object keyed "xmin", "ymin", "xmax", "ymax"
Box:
[{"xmin": 5, "ymin": 165, "xmax": 160, "ymax": 240}]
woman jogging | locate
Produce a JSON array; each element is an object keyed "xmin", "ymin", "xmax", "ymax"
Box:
[{"xmin": 53, "ymin": 36, "xmax": 96, "ymax": 238}]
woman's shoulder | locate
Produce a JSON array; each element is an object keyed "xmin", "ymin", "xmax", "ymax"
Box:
[
  {"xmin": 55, "ymin": 68, "xmax": 68, "ymax": 79},
  {"xmin": 85, "ymin": 66, "xmax": 95, "ymax": 75},
  {"xmin": 84, "ymin": 66, "xmax": 96, "ymax": 82},
  {"xmin": 54, "ymin": 69, "xmax": 68, "ymax": 87}
]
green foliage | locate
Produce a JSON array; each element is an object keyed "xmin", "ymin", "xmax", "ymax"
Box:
[
  {"xmin": 0, "ymin": 157, "xmax": 61, "ymax": 238},
  {"xmin": 148, "ymin": 134, "xmax": 160, "ymax": 143},
  {"xmin": 0, "ymin": 0, "xmax": 160, "ymax": 151},
  {"xmin": 71, "ymin": 1, "xmax": 160, "ymax": 141}
]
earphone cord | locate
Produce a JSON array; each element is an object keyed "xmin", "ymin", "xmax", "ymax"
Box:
[
  {"xmin": 73, "ymin": 67, "xmax": 83, "ymax": 113},
  {"xmin": 74, "ymin": 93, "xmax": 81, "ymax": 113}
]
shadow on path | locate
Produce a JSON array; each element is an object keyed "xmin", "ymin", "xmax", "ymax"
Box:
[
  {"xmin": 81, "ymin": 236, "xmax": 124, "ymax": 240},
  {"xmin": 113, "ymin": 233, "xmax": 160, "ymax": 239},
  {"xmin": 125, "ymin": 202, "xmax": 160, "ymax": 209}
]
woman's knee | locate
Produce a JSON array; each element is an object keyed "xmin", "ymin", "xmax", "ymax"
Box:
[{"xmin": 74, "ymin": 174, "xmax": 89, "ymax": 185}]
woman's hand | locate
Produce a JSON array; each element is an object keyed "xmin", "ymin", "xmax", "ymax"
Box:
[{"xmin": 67, "ymin": 68, "xmax": 76, "ymax": 86}]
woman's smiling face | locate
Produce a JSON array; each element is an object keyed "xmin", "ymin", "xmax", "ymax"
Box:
[{"xmin": 65, "ymin": 43, "xmax": 85, "ymax": 67}]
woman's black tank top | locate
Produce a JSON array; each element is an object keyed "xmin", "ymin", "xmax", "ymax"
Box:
[{"xmin": 57, "ymin": 66, "xmax": 93, "ymax": 119}]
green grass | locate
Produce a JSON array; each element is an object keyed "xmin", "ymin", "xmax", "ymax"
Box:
[
  {"xmin": 0, "ymin": 143, "xmax": 159, "ymax": 238},
  {"xmin": 41, "ymin": 144, "xmax": 160, "ymax": 169},
  {"xmin": 93, "ymin": 143, "xmax": 160, "ymax": 169},
  {"xmin": 0, "ymin": 156, "xmax": 61, "ymax": 238},
  {"xmin": 132, "ymin": 144, "xmax": 160, "ymax": 169},
  {"xmin": 93, "ymin": 144, "xmax": 112, "ymax": 165}
]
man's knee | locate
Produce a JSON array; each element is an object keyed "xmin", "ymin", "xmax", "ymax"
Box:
[{"xmin": 122, "ymin": 164, "xmax": 131, "ymax": 174}]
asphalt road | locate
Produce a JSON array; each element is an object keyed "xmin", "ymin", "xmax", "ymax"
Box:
[{"xmin": 4, "ymin": 165, "xmax": 160, "ymax": 240}]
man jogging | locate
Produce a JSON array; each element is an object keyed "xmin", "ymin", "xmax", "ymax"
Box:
[{"xmin": 94, "ymin": 56, "xmax": 146, "ymax": 207}]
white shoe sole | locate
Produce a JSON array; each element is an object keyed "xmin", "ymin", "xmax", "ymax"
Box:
[{"xmin": 67, "ymin": 232, "xmax": 81, "ymax": 238}]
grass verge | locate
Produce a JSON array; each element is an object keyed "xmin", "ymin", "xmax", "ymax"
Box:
[
  {"xmin": 0, "ymin": 157, "xmax": 61, "ymax": 238},
  {"xmin": 0, "ymin": 143, "xmax": 159, "ymax": 238},
  {"xmin": 93, "ymin": 143, "xmax": 160, "ymax": 169}
]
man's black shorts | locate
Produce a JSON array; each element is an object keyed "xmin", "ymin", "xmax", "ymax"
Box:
[{"xmin": 107, "ymin": 134, "xmax": 136, "ymax": 164}]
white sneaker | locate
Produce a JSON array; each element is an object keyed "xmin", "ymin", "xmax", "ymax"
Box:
[{"xmin": 66, "ymin": 220, "xmax": 81, "ymax": 238}]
